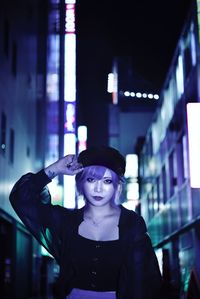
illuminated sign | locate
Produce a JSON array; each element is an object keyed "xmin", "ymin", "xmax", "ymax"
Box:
[
  {"xmin": 77, "ymin": 125, "xmax": 87, "ymax": 153},
  {"xmin": 64, "ymin": 102, "xmax": 76, "ymax": 133},
  {"xmin": 64, "ymin": 0, "xmax": 76, "ymax": 208},
  {"xmin": 122, "ymin": 154, "xmax": 139, "ymax": 211},
  {"xmin": 65, "ymin": 4, "xmax": 75, "ymax": 33},
  {"xmin": 187, "ymin": 103, "xmax": 200, "ymax": 188}
]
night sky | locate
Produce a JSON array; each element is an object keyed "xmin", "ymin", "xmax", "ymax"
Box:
[{"xmin": 75, "ymin": 0, "xmax": 193, "ymax": 145}]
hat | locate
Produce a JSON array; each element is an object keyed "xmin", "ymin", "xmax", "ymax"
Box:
[{"xmin": 78, "ymin": 146, "xmax": 126, "ymax": 176}]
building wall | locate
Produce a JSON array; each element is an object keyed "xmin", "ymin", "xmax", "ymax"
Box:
[
  {"xmin": 119, "ymin": 111, "xmax": 154, "ymax": 155},
  {"xmin": 109, "ymin": 104, "xmax": 155, "ymax": 157},
  {"xmin": 139, "ymin": 1, "xmax": 200, "ymax": 297},
  {"xmin": 0, "ymin": 0, "xmax": 44, "ymax": 218},
  {"xmin": 0, "ymin": 1, "xmax": 49, "ymax": 298}
]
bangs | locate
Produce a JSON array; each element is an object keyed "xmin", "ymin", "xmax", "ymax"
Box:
[
  {"xmin": 84, "ymin": 165, "xmax": 107, "ymax": 180},
  {"xmin": 75, "ymin": 165, "xmax": 120, "ymax": 195}
]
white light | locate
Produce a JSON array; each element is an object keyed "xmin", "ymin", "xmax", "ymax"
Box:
[
  {"xmin": 78, "ymin": 125, "xmax": 87, "ymax": 141},
  {"xmin": 107, "ymin": 73, "xmax": 114, "ymax": 93},
  {"xmin": 153, "ymin": 201, "xmax": 159, "ymax": 211},
  {"xmin": 65, "ymin": 103, "xmax": 75, "ymax": 132},
  {"xmin": 142, "ymin": 93, "xmax": 147, "ymax": 98},
  {"xmin": 123, "ymin": 91, "xmax": 159, "ymax": 100},
  {"xmin": 127, "ymin": 182, "xmax": 139, "ymax": 200},
  {"xmin": 153, "ymin": 94, "xmax": 159, "ymax": 100},
  {"xmin": 136, "ymin": 92, "xmax": 142, "ymax": 98},
  {"xmin": 149, "ymin": 158, "xmax": 156, "ymax": 174},
  {"xmin": 176, "ymin": 54, "xmax": 184, "ymax": 97},
  {"xmin": 122, "ymin": 199, "xmax": 139, "ymax": 211},
  {"xmin": 48, "ymin": 181, "xmax": 63, "ymax": 205},
  {"xmin": 47, "ymin": 74, "xmax": 59, "ymax": 101},
  {"xmin": 64, "ymin": 133, "xmax": 76, "ymax": 155},
  {"xmin": 65, "ymin": 3, "xmax": 75, "ymax": 33},
  {"xmin": 124, "ymin": 91, "xmax": 130, "ymax": 97},
  {"xmin": 65, "ymin": 1, "xmax": 76, "ymax": 5},
  {"xmin": 41, "ymin": 246, "xmax": 53, "ymax": 257},
  {"xmin": 77, "ymin": 194, "xmax": 85, "ymax": 209},
  {"xmin": 187, "ymin": 103, "xmax": 200, "ymax": 188},
  {"xmin": 191, "ymin": 31, "xmax": 196, "ymax": 66},
  {"xmin": 64, "ymin": 175, "xmax": 76, "ymax": 208},
  {"xmin": 124, "ymin": 154, "xmax": 138, "ymax": 178},
  {"xmin": 78, "ymin": 125, "xmax": 87, "ymax": 153},
  {"xmin": 64, "ymin": 134, "xmax": 76, "ymax": 208},
  {"xmin": 64, "ymin": 34, "xmax": 76, "ymax": 102},
  {"xmin": 148, "ymin": 93, "xmax": 153, "ymax": 99},
  {"xmin": 155, "ymin": 248, "xmax": 163, "ymax": 274},
  {"xmin": 63, "ymin": 2, "xmax": 76, "ymax": 209},
  {"xmin": 159, "ymin": 202, "xmax": 165, "ymax": 211}
]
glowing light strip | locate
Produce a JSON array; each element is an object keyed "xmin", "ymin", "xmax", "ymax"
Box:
[
  {"xmin": 65, "ymin": 3, "xmax": 75, "ymax": 33},
  {"xmin": 176, "ymin": 54, "xmax": 184, "ymax": 97},
  {"xmin": 107, "ymin": 73, "xmax": 114, "ymax": 93},
  {"xmin": 77, "ymin": 125, "xmax": 87, "ymax": 153},
  {"xmin": 64, "ymin": 1, "xmax": 76, "ymax": 208},
  {"xmin": 187, "ymin": 103, "xmax": 200, "ymax": 188},
  {"xmin": 122, "ymin": 91, "xmax": 159, "ymax": 99},
  {"xmin": 196, "ymin": 0, "xmax": 200, "ymax": 42},
  {"xmin": 64, "ymin": 35, "xmax": 76, "ymax": 102},
  {"xmin": 63, "ymin": 134, "xmax": 76, "ymax": 208},
  {"xmin": 66, "ymin": 0, "xmax": 75, "ymax": 4}
]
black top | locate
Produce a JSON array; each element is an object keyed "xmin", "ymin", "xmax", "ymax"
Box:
[{"xmin": 70, "ymin": 234, "xmax": 123, "ymax": 291}]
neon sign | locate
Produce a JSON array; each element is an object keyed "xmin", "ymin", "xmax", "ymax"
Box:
[
  {"xmin": 187, "ymin": 103, "xmax": 200, "ymax": 188},
  {"xmin": 65, "ymin": 4, "xmax": 75, "ymax": 33},
  {"xmin": 64, "ymin": 0, "xmax": 76, "ymax": 208}
]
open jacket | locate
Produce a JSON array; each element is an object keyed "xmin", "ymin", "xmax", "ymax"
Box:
[{"xmin": 9, "ymin": 170, "xmax": 162, "ymax": 299}]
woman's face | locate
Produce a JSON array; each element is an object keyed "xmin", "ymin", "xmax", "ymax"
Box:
[{"xmin": 82, "ymin": 168, "xmax": 116, "ymax": 207}]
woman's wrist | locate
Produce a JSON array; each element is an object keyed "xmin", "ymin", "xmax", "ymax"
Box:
[{"xmin": 44, "ymin": 163, "xmax": 59, "ymax": 179}]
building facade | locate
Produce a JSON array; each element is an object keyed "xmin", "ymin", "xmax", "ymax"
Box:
[
  {"xmin": 0, "ymin": 1, "xmax": 71, "ymax": 298},
  {"xmin": 138, "ymin": 0, "xmax": 200, "ymax": 297}
]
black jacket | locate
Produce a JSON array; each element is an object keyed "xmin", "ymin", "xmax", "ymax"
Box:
[{"xmin": 9, "ymin": 170, "xmax": 163, "ymax": 299}]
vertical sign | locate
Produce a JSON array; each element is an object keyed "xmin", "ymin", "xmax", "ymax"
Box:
[
  {"xmin": 187, "ymin": 103, "xmax": 200, "ymax": 188},
  {"xmin": 64, "ymin": 0, "xmax": 76, "ymax": 208},
  {"xmin": 77, "ymin": 125, "xmax": 87, "ymax": 154}
]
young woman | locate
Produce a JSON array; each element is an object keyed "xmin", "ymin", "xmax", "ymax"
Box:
[{"xmin": 9, "ymin": 146, "xmax": 162, "ymax": 299}]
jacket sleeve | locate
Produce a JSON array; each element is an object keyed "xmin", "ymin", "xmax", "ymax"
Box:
[
  {"xmin": 122, "ymin": 214, "xmax": 163, "ymax": 299},
  {"xmin": 9, "ymin": 170, "xmax": 66, "ymax": 263}
]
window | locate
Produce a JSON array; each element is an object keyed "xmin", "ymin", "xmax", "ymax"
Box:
[
  {"xmin": 162, "ymin": 165, "xmax": 167, "ymax": 203},
  {"xmin": 176, "ymin": 136, "xmax": 185, "ymax": 186},
  {"xmin": 169, "ymin": 150, "xmax": 177, "ymax": 197}
]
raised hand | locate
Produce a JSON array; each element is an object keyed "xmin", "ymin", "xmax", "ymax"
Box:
[{"xmin": 44, "ymin": 155, "xmax": 83, "ymax": 179}]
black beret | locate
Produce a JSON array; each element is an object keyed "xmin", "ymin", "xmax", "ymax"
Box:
[{"xmin": 78, "ymin": 146, "xmax": 126, "ymax": 176}]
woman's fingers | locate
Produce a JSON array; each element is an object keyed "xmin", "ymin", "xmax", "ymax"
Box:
[{"xmin": 63, "ymin": 155, "xmax": 83, "ymax": 175}]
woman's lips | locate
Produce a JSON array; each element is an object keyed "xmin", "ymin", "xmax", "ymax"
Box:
[{"xmin": 93, "ymin": 196, "xmax": 103, "ymax": 201}]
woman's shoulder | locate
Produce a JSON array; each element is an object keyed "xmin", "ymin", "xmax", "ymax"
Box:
[
  {"xmin": 120, "ymin": 205, "xmax": 147, "ymax": 233},
  {"xmin": 120, "ymin": 205, "xmax": 144, "ymax": 221}
]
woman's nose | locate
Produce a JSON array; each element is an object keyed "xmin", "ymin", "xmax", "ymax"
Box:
[{"xmin": 94, "ymin": 180, "xmax": 102, "ymax": 192}]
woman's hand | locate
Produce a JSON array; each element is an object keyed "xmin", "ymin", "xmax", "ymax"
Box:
[{"xmin": 44, "ymin": 155, "xmax": 83, "ymax": 179}]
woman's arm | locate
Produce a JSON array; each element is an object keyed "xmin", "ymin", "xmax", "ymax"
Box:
[
  {"xmin": 129, "ymin": 216, "xmax": 163, "ymax": 299},
  {"xmin": 9, "ymin": 155, "xmax": 83, "ymax": 262}
]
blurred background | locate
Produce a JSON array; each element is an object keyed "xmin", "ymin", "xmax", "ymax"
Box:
[{"xmin": 1, "ymin": 0, "xmax": 200, "ymax": 298}]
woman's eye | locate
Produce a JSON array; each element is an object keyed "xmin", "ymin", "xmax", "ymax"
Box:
[
  {"xmin": 104, "ymin": 179, "xmax": 112, "ymax": 184},
  {"xmin": 86, "ymin": 177, "xmax": 95, "ymax": 183}
]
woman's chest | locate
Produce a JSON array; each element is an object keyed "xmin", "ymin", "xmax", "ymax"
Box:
[{"xmin": 78, "ymin": 217, "xmax": 119, "ymax": 241}]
